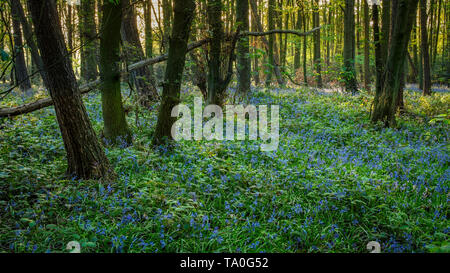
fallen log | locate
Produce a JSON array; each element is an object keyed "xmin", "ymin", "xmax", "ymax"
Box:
[{"xmin": 0, "ymin": 28, "xmax": 320, "ymax": 118}]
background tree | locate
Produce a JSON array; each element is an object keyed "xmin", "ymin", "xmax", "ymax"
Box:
[
  {"xmin": 363, "ymin": 0, "xmax": 370, "ymax": 89},
  {"xmin": 312, "ymin": 0, "xmax": 322, "ymax": 87},
  {"xmin": 10, "ymin": 0, "xmax": 31, "ymax": 91},
  {"xmin": 419, "ymin": 0, "xmax": 432, "ymax": 95},
  {"xmin": 79, "ymin": 0, "xmax": 98, "ymax": 82},
  {"xmin": 121, "ymin": 0, "xmax": 158, "ymax": 104}
]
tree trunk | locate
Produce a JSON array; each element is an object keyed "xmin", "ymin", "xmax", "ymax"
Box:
[
  {"xmin": 100, "ymin": 0, "xmax": 132, "ymax": 146},
  {"xmin": 303, "ymin": 5, "xmax": 308, "ymax": 85},
  {"xmin": 27, "ymin": 0, "xmax": 114, "ymax": 180},
  {"xmin": 79, "ymin": 0, "xmax": 98, "ymax": 82},
  {"xmin": 371, "ymin": 0, "xmax": 419, "ymax": 126},
  {"xmin": 162, "ymin": 0, "xmax": 172, "ymax": 52},
  {"xmin": 420, "ymin": 0, "xmax": 432, "ymax": 95},
  {"xmin": 363, "ymin": 0, "xmax": 371, "ymax": 89},
  {"xmin": 11, "ymin": 0, "xmax": 49, "ymax": 89},
  {"xmin": 236, "ymin": 0, "xmax": 251, "ymax": 97},
  {"xmin": 343, "ymin": 0, "xmax": 357, "ymax": 94},
  {"xmin": 251, "ymin": 1, "xmax": 260, "ymax": 86},
  {"xmin": 121, "ymin": 0, "xmax": 158, "ymax": 104},
  {"xmin": 266, "ymin": 0, "xmax": 275, "ymax": 87},
  {"xmin": 206, "ymin": 0, "xmax": 240, "ymax": 105},
  {"xmin": 313, "ymin": 0, "xmax": 322, "ymax": 87},
  {"xmin": 294, "ymin": 4, "xmax": 302, "ymax": 71},
  {"xmin": 249, "ymin": 0, "xmax": 284, "ymax": 86},
  {"xmin": 144, "ymin": 1, "xmax": 154, "ymax": 64},
  {"xmin": 153, "ymin": 0, "xmax": 195, "ymax": 145},
  {"xmin": 372, "ymin": 3, "xmax": 382, "ymax": 98},
  {"xmin": 11, "ymin": 0, "xmax": 31, "ymax": 91},
  {"xmin": 66, "ymin": 4, "xmax": 73, "ymax": 53}
]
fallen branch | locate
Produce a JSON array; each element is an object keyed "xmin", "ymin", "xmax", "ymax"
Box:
[
  {"xmin": 0, "ymin": 28, "xmax": 321, "ymax": 118},
  {"xmin": 242, "ymin": 27, "xmax": 322, "ymax": 38}
]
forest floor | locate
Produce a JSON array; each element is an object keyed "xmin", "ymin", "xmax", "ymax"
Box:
[{"xmin": 0, "ymin": 85, "xmax": 448, "ymax": 253}]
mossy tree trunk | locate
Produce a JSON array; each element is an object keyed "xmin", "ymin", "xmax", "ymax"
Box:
[
  {"xmin": 27, "ymin": 0, "xmax": 114, "ymax": 181},
  {"xmin": 153, "ymin": 0, "xmax": 196, "ymax": 145},
  {"xmin": 100, "ymin": 0, "xmax": 132, "ymax": 146}
]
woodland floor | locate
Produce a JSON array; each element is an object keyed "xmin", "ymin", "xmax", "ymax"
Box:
[{"xmin": 0, "ymin": 85, "xmax": 448, "ymax": 253}]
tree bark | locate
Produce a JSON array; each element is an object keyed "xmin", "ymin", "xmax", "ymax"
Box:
[
  {"xmin": 11, "ymin": 0, "xmax": 31, "ymax": 91},
  {"xmin": 100, "ymin": 0, "xmax": 132, "ymax": 146},
  {"xmin": 79, "ymin": 0, "xmax": 98, "ymax": 82},
  {"xmin": 313, "ymin": 0, "xmax": 322, "ymax": 87},
  {"xmin": 249, "ymin": 0, "xmax": 284, "ymax": 86},
  {"xmin": 236, "ymin": 0, "xmax": 251, "ymax": 98},
  {"xmin": 121, "ymin": 0, "xmax": 158, "ymax": 104},
  {"xmin": 419, "ymin": 0, "xmax": 432, "ymax": 95},
  {"xmin": 11, "ymin": 0, "xmax": 49, "ymax": 89},
  {"xmin": 27, "ymin": 0, "xmax": 114, "ymax": 180},
  {"xmin": 343, "ymin": 0, "xmax": 357, "ymax": 94},
  {"xmin": 371, "ymin": 0, "xmax": 419, "ymax": 126},
  {"xmin": 363, "ymin": 0, "xmax": 371, "ymax": 89},
  {"xmin": 153, "ymin": 0, "xmax": 195, "ymax": 145}
]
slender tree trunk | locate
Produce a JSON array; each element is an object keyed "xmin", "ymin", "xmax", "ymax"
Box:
[
  {"xmin": 11, "ymin": 0, "xmax": 31, "ymax": 91},
  {"xmin": 294, "ymin": 4, "xmax": 302, "ymax": 72},
  {"xmin": 153, "ymin": 0, "xmax": 195, "ymax": 145},
  {"xmin": 66, "ymin": 4, "xmax": 73, "ymax": 52},
  {"xmin": 420, "ymin": 0, "xmax": 432, "ymax": 95},
  {"xmin": 161, "ymin": 0, "xmax": 172, "ymax": 52},
  {"xmin": 79, "ymin": 0, "xmax": 98, "ymax": 82},
  {"xmin": 121, "ymin": 0, "xmax": 158, "ymax": 104},
  {"xmin": 207, "ymin": 0, "xmax": 225, "ymax": 104},
  {"xmin": 249, "ymin": 0, "xmax": 284, "ymax": 86},
  {"xmin": 144, "ymin": 1, "xmax": 154, "ymax": 65},
  {"xmin": 313, "ymin": 0, "xmax": 322, "ymax": 87},
  {"xmin": 100, "ymin": 0, "xmax": 132, "ymax": 145},
  {"xmin": 303, "ymin": 5, "xmax": 308, "ymax": 84},
  {"xmin": 27, "ymin": 0, "xmax": 114, "ymax": 180},
  {"xmin": 343, "ymin": 0, "xmax": 357, "ymax": 94},
  {"xmin": 236, "ymin": 0, "xmax": 251, "ymax": 97},
  {"xmin": 432, "ymin": 0, "xmax": 441, "ymax": 65},
  {"xmin": 266, "ymin": 0, "xmax": 275, "ymax": 87},
  {"xmin": 363, "ymin": 0, "xmax": 371, "ymax": 89},
  {"xmin": 381, "ymin": 0, "xmax": 390, "ymax": 65},
  {"xmin": 251, "ymin": 1, "xmax": 260, "ymax": 85},
  {"xmin": 372, "ymin": 3, "xmax": 382, "ymax": 98},
  {"xmin": 11, "ymin": 0, "xmax": 49, "ymax": 89},
  {"xmin": 189, "ymin": 27, "xmax": 208, "ymax": 99}
]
